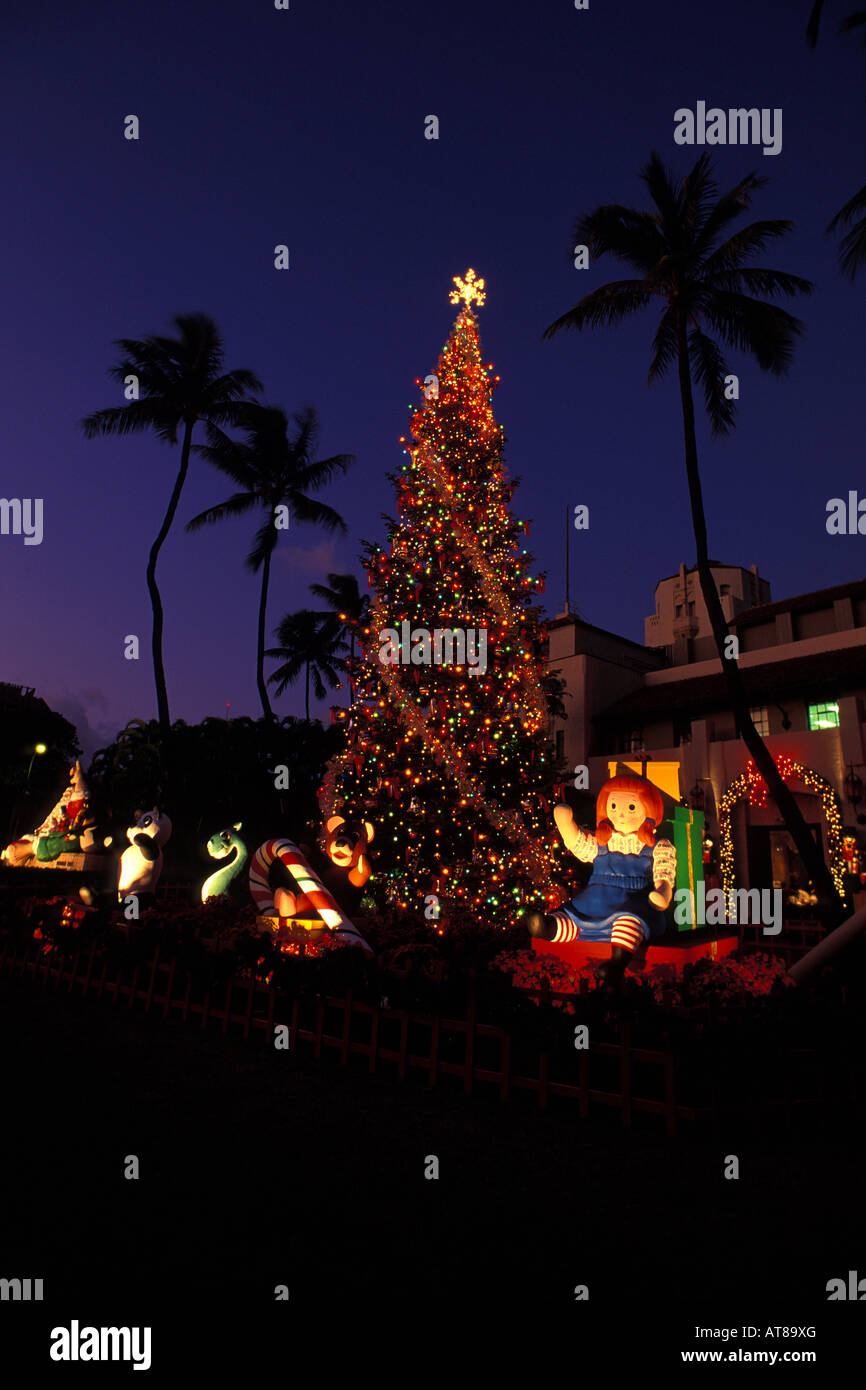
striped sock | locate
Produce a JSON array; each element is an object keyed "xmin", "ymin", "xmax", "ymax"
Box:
[
  {"xmin": 550, "ymin": 911, "xmax": 579, "ymax": 943},
  {"xmin": 610, "ymin": 916, "xmax": 643, "ymax": 952}
]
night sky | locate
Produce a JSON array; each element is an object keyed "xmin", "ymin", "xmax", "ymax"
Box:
[{"xmin": 2, "ymin": 0, "xmax": 864, "ymax": 755}]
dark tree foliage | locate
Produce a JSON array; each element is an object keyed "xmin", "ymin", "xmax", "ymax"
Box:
[{"xmin": 86, "ymin": 715, "xmax": 345, "ymax": 877}]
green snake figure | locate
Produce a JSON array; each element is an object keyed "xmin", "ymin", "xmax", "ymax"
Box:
[{"xmin": 201, "ymin": 823, "xmax": 248, "ymax": 903}]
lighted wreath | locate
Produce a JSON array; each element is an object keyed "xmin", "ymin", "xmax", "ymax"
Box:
[{"xmin": 718, "ymin": 757, "xmax": 846, "ymax": 901}]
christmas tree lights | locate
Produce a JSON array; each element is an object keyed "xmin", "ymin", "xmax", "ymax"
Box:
[{"xmin": 320, "ymin": 272, "xmax": 561, "ymax": 919}]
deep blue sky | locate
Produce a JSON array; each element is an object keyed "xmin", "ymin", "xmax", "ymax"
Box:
[{"xmin": 2, "ymin": 0, "xmax": 864, "ymax": 755}]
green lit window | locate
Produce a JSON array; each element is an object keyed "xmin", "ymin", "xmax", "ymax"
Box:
[
  {"xmin": 807, "ymin": 701, "xmax": 840, "ymax": 731},
  {"xmin": 750, "ymin": 706, "xmax": 769, "ymax": 736}
]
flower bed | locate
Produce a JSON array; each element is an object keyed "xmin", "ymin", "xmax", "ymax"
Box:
[
  {"xmin": 490, "ymin": 944, "xmax": 796, "ymax": 1014},
  {"xmin": 0, "ymin": 887, "xmax": 803, "ymax": 1030}
]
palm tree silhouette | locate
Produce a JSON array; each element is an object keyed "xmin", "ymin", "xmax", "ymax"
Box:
[
  {"xmin": 544, "ymin": 152, "xmax": 838, "ymax": 913},
  {"xmin": 308, "ymin": 572, "xmax": 371, "ymax": 705},
  {"xmin": 82, "ymin": 313, "xmax": 262, "ymax": 736},
  {"xmin": 266, "ymin": 609, "xmax": 348, "ymax": 722},
  {"xmin": 807, "ymin": 3, "xmax": 866, "ymax": 279},
  {"xmin": 186, "ymin": 404, "xmax": 353, "ymax": 719}
]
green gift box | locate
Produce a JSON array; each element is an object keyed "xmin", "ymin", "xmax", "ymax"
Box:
[{"xmin": 659, "ymin": 805, "xmax": 705, "ymax": 932}]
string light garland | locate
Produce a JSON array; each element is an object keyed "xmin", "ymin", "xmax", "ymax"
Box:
[
  {"xmin": 719, "ymin": 756, "xmax": 847, "ymax": 901},
  {"xmin": 319, "ymin": 271, "xmax": 561, "ymax": 917}
]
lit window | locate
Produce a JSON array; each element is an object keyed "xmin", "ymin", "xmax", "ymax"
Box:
[
  {"xmin": 750, "ymin": 706, "xmax": 769, "ymax": 737},
  {"xmin": 808, "ymin": 702, "xmax": 840, "ymax": 731}
]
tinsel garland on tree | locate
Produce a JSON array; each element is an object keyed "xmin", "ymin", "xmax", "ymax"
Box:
[{"xmin": 320, "ymin": 271, "xmax": 564, "ymax": 921}]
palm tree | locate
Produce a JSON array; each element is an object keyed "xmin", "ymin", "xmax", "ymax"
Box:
[
  {"xmin": 544, "ymin": 152, "xmax": 839, "ymax": 915},
  {"xmin": 807, "ymin": 4, "xmax": 866, "ymax": 279},
  {"xmin": 266, "ymin": 609, "xmax": 348, "ymax": 721},
  {"xmin": 186, "ymin": 404, "xmax": 353, "ymax": 719},
  {"xmin": 82, "ymin": 313, "xmax": 262, "ymax": 736},
  {"xmin": 308, "ymin": 572, "xmax": 371, "ymax": 704}
]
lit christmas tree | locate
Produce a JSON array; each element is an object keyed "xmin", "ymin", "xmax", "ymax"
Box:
[{"xmin": 320, "ymin": 270, "xmax": 563, "ymax": 921}]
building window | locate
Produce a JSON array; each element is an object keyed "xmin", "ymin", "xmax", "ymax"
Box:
[
  {"xmin": 555, "ymin": 729, "xmax": 565, "ymax": 763},
  {"xmin": 675, "ymin": 604, "xmax": 683, "ymax": 618},
  {"xmin": 621, "ymin": 729, "xmax": 643, "ymax": 753},
  {"xmin": 687, "ymin": 602, "xmax": 696, "ymax": 616},
  {"xmin": 720, "ymin": 584, "xmax": 730, "ymax": 596},
  {"xmin": 750, "ymin": 706, "xmax": 769, "ymax": 737},
  {"xmin": 807, "ymin": 701, "xmax": 840, "ymax": 731}
]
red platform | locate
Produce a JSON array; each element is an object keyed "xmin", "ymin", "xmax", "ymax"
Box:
[{"xmin": 532, "ymin": 933, "xmax": 739, "ymax": 974}]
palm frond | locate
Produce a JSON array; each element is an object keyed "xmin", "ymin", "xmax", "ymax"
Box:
[
  {"xmin": 543, "ymin": 281, "xmax": 654, "ymax": 338},
  {"xmin": 185, "ymin": 492, "xmax": 257, "ymax": 533},
  {"xmin": 640, "ymin": 152, "xmax": 684, "ymax": 244},
  {"xmin": 839, "ymin": 9, "xmax": 866, "ymax": 40},
  {"xmin": 680, "ymin": 153, "xmax": 718, "ymax": 240},
  {"xmin": 827, "ymin": 182, "xmax": 866, "ymax": 280},
  {"xmin": 701, "ymin": 220, "xmax": 795, "ymax": 276},
  {"xmin": 293, "ymin": 450, "xmax": 355, "ymax": 491},
  {"xmin": 245, "ymin": 519, "xmax": 279, "ymax": 573},
  {"xmin": 692, "ymin": 173, "xmax": 768, "ymax": 259},
  {"xmin": 705, "ymin": 267, "xmax": 814, "ymax": 298},
  {"xmin": 572, "ymin": 205, "xmax": 665, "ymax": 272},
  {"xmin": 647, "ymin": 307, "xmax": 679, "ymax": 382},
  {"xmin": 288, "ymin": 494, "xmax": 348, "ymax": 534},
  {"xmin": 702, "ymin": 291, "xmax": 806, "ymax": 374},
  {"xmin": 80, "ymin": 401, "xmax": 174, "ymax": 440},
  {"xmin": 807, "ymin": 0, "xmax": 827, "ymax": 46},
  {"xmin": 688, "ymin": 325, "xmax": 736, "ymax": 435}
]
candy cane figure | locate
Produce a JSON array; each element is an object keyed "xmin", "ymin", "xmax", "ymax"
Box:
[{"xmin": 249, "ymin": 838, "xmax": 372, "ymax": 953}]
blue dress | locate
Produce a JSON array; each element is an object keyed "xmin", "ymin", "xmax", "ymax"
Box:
[{"xmin": 557, "ymin": 844, "xmax": 666, "ymax": 942}]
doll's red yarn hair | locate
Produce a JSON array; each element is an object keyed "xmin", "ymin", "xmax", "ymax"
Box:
[{"xmin": 595, "ymin": 775, "xmax": 663, "ymax": 847}]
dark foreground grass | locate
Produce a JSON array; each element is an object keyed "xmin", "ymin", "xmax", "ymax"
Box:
[{"xmin": 1, "ymin": 974, "xmax": 863, "ymax": 1374}]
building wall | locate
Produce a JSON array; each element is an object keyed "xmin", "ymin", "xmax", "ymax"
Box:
[
  {"xmin": 645, "ymin": 561, "xmax": 770, "ymax": 655},
  {"xmin": 548, "ymin": 614, "xmax": 663, "ymax": 775},
  {"xmin": 549, "ymin": 575, "xmax": 866, "ymax": 895}
]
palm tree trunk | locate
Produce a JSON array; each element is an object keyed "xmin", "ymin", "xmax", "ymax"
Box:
[
  {"xmin": 305, "ymin": 661, "xmax": 310, "ymax": 721},
  {"xmin": 256, "ymin": 541, "xmax": 275, "ymax": 721},
  {"xmin": 674, "ymin": 316, "xmax": 839, "ymax": 921},
  {"xmin": 146, "ymin": 418, "xmax": 194, "ymax": 738},
  {"xmin": 347, "ymin": 630, "xmax": 355, "ymax": 706}
]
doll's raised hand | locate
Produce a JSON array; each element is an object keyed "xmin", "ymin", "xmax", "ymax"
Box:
[
  {"xmin": 553, "ymin": 803, "xmax": 598, "ymax": 863},
  {"xmin": 553, "ymin": 803, "xmax": 580, "ymax": 851}
]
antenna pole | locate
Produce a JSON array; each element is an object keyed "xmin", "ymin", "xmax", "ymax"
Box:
[{"xmin": 565, "ymin": 505, "xmax": 571, "ymax": 614}]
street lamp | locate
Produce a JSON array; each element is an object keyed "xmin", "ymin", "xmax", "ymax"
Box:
[{"xmin": 26, "ymin": 743, "xmax": 47, "ymax": 780}]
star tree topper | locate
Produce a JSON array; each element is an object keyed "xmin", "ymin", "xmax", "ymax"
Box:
[{"xmin": 449, "ymin": 268, "xmax": 486, "ymax": 310}]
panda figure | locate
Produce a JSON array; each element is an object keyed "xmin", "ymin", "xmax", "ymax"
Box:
[{"xmin": 117, "ymin": 808, "xmax": 172, "ymax": 905}]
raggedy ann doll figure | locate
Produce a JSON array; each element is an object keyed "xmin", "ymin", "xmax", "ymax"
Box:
[{"xmin": 527, "ymin": 774, "xmax": 677, "ymax": 986}]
